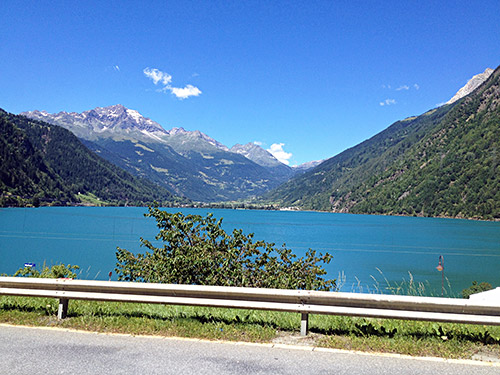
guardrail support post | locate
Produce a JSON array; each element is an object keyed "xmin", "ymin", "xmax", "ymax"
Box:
[
  {"xmin": 58, "ymin": 298, "xmax": 68, "ymax": 319},
  {"xmin": 300, "ymin": 313, "xmax": 309, "ymax": 336}
]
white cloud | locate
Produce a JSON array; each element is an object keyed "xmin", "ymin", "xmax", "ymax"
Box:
[
  {"xmin": 253, "ymin": 141, "xmax": 263, "ymax": 146},
  {"xmin": 170, "ymin": 85, "xmax": 202, "ymax": 99},
  {"xmin": 144, "ymin": 67, "xmax": 172, "ymax": 86},
  {"xmin": 143, "ymin": 67, "xmax": 201, "ymax": 100},
  {"xmin": 113, "ymin": 65, "xmax": 120, "ymax": 72},
  {"xmin": 379, "ymin": 99, "xmax": 396, "ymax": 106},
  {"xmin": 383, "ymin": 83, "xmax": 420, "ymax": 91},
  {"xmin": 396, "ymin": 85, "xmax": 410, "ymax": 91},
  {"xmin": 267, "ymin": 143, "xmax": 292, "ymax": 165}
]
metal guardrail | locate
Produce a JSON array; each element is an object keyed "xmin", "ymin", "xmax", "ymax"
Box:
[{"xmin": 1, "ymin": 277, "xmax": 500, "ymax": 335}]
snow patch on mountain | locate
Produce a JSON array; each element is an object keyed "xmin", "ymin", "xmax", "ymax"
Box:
[{"xmin": 446, "ymin": 68, "xmax": 493, "ymax": 104}]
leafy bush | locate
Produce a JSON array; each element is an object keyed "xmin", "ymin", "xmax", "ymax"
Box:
[
  {"xmin": 13, "ymin": 263, "xmax": 79, "ymax": 279},
  {"xmin": 462, "ymin": 280, "xmax": 492, "ymax": 299},
  {"xmin": 115, "ymin": 206, "xmax": 336, "ymax": 291}
]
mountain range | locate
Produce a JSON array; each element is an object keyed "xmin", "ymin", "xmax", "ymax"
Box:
[
  {"xmin": 0, "ymin": 110, "xmax": 179, "ymax": 207},
  {"xmin": 5, "ymin": 65, "xmax": 499, "ymax": 219},
  {"xmin": 22, "ymin": 105, "xmax": 314, "ymax": 202},
  {"xmin": 263, "ymin": 65, "xmax": 500, "ymax": 220}
]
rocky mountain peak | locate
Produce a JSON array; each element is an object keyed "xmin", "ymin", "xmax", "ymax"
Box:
[
  {"xmin": 446, "ymin": 68, "xmax": 494, "ymax": 104},
  {"xmin": 168, "ymin": 127, "xmax": 228, "ymax": 151},
  {"xmin": 83, "ymin": 105, "xmax": 166, "ymax": 133},
  {"xmin": 93, "ymin": 103, "xmax": 126, "ymax": 115},
  {"xmin": 194, "ymin": 131, "xmax": 229, "ymax": 151},
  {"xmin": 169, "ymin": 127, "xmax": 188, "ymax": 135},
  {"xmin": 230, "ymin": 142, "xmax": 287, "ymax": 168},
  {"xmin": 22, "ymin": 105, "xmax": 168, "ymax": 141},
  {"xmin": 291, "ymin": 159, "xmax": 324, "ymax": 172}
]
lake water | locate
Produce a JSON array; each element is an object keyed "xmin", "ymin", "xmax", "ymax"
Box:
[{"xmin": 1, "ymin": 207, "xmax": 499, "ymax": 296}]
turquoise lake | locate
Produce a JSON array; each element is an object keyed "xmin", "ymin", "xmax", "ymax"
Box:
[{"xmin": 1, "ymin": 207, "xmax": 499, "ymax": 295}]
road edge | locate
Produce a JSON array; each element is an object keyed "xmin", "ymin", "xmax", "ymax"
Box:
[{"xmin": 1, "ymin": 323, "xmax": 499, "ymax": 368}]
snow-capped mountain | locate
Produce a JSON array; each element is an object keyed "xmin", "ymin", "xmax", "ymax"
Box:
[
  {"xmin": 21, "ymin": 105, "xmax": 300, "ymax": 202},
  {"xmin": 24, "ymin": 104, "xmax": 167, "ymax": 142},
  {"xmin": 23, "ymin": 105, "xmax": 231, "ymax": 156},
  {"xmin": 446, "ymin": 68, "xmax": 494, "ymax": 104}
]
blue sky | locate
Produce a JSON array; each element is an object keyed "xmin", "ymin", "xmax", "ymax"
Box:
[{"xmin": 1, "ymin": 1, "xmax": 499, "ymax": 165}]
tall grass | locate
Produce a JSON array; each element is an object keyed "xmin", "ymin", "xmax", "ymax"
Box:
[{"xmin": 345, "ymin": 268, "xmax": 455, "ymax": 297}]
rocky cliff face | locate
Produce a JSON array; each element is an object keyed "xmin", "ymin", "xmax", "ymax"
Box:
[{"xmin": 446, "ymin": 68, "xmax": 494, "ymax": 104}]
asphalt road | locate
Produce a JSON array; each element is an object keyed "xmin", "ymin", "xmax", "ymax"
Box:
[{"xmin": 1, "ymin": 325, "xmax": 499, "ymax": 375}]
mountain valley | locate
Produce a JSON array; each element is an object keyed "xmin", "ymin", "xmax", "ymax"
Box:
[
  {"xmin": 264, "ymin": 66, "xmax": 500, "ymax": 220},
  {"xmin": 4, "ymin": 65, "xmax": 500, "ymax": 220},
  {"xmin": 22, "ymin": 105, "xmax": 309, "ymax": 202}
]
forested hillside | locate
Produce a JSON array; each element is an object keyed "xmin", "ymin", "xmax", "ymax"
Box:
[
  {"xmin": 1, "ymin": 111, "xmax": 73, "ymax": 206},
  {"xmin": 266, "ymin": 66, "xmax": 500, "ymax": 220},
  {"xmin": 264, "ymin": 104, "xmax": 456, "ymax": 209},
  {"xmin": 0, "ymin": 110, "xmax": 182, "ymax": 207}
]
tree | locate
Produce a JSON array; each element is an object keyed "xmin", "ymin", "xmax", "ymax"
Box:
[{"xmin": 115, "ymin": 206, "xmax": 336, "ymax": 291}]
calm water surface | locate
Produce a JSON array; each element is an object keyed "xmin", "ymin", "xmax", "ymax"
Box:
[{"xmin": 1, "ymin": 207, "xmax": 499, "ymax": 295}]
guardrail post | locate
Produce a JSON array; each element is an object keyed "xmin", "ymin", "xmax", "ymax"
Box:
[
  {"xmin": 58, "ymin": 298, "xmax": 68, "ymax": 319},
  {"xmin": 300, "ymin": 313, "xmax": 309, "ymax": 336}
]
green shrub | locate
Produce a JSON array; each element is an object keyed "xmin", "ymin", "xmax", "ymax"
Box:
[
  {"xmin": 116, "ymin": 205, "xmax": 335, "ymax": 291},
  {"xmin": 13, "ymin": 263, "xmax": 79, "ymax": 279}
]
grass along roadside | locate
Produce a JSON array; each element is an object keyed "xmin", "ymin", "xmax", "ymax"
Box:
[{"xmin": 1, "ymin": 295, "xmax": 500, "ymax": 360}]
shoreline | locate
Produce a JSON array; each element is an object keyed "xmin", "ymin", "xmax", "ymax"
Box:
[{"xmin": 2, "ymin": 203, "xmax": 499, "ymax": 222}]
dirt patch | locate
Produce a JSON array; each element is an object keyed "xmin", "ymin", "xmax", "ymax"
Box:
[
  {"xmin": 472, "ymin": 347, "xmax": 500, "ymax": 363},
  {"xmin": 271, "ymin": 332, "xmax": 324, "ymax": 346}
]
